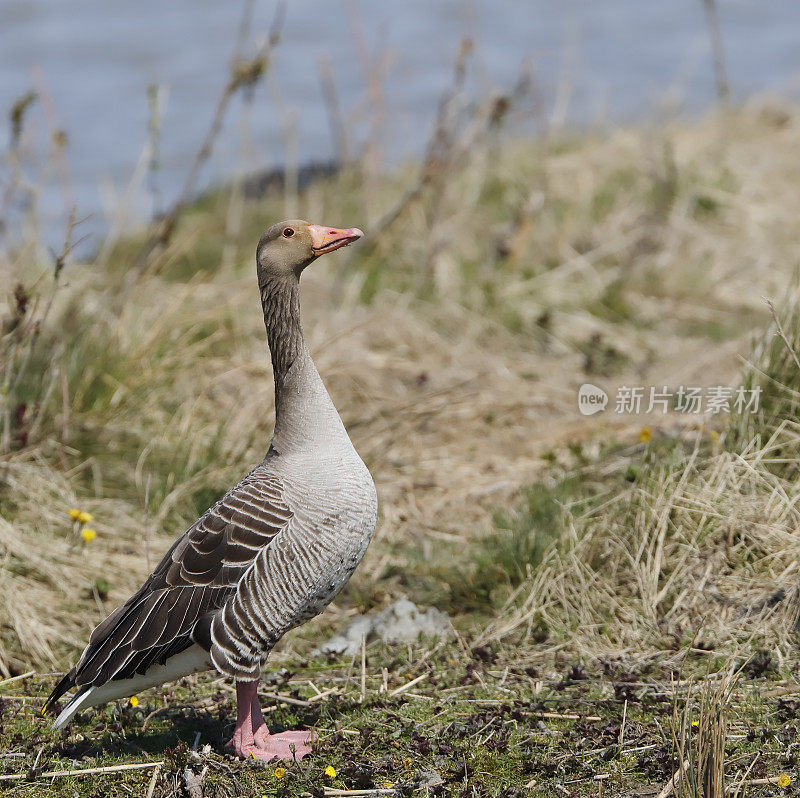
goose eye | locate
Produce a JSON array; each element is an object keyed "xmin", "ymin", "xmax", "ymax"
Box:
[{"xmin": 283, "ymin": 227, "xmax": 295, "ymax": 238}]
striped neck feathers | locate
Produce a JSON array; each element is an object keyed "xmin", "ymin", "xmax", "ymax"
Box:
[
  {"xmin": 259, "ymin": 275, "xmax": 348, "ymax": 451},
  {"xmin": 260, "ymin": 275, "xmax": 305, "ymax": 389}
]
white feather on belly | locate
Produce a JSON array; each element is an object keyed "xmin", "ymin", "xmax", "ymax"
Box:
[{"xmin": 53, "ymin": 645, "xmax": 211, "ymax": 730}]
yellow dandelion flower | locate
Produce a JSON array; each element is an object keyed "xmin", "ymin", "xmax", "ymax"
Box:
[
  {"xmin": 129, "ymin": 696, "xmax": 138, "ymax": 707},
  {"xmin": 639, "ymin": 427, "xmax": 653, "ymax": 443},
  {"xmin": 77, "ymin": 511, "xmax": 94, "ymax": 524},
  {"xmin": 69, "ymin": 508, "xmax": 82, "ymax": 520},
  {"xmin": 274, "ymin": 767, "xmax": 286, "ymax": 778},
  {"xmin": 779, "ymin": 773, "xmax": 792, "ymax": 788},
  {"xmin": 391, "ymin": 740, "xmax": 400, "ymax": 748},
  {"xmin": 81, "ymin": 528, "xmax": 97, "ymax": 543},
  {"xmin": 691, "ymin": 720, "xmax": 699, "ymax": 727},
  {"xmin": 324, "ymin": 765, "xmax": 336, "ymax": 778},
  {"xmin": 383, "ymin": 781, "xmax": 394, "ymax": 789}
]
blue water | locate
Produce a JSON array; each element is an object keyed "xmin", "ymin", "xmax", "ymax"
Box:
[{"xmin": 1, "ymin": 0, "xmax": 799, "ymax": 251}]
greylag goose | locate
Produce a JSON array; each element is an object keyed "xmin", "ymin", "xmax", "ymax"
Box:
[{"xmin": 46, "ymin": 221, "xmax": 377, "ymax": 762}]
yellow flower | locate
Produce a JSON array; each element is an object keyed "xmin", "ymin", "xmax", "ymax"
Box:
[
  {"xmin": 78, "ymin": 511, "xmax": 94, "ymax": 524},
  {"xmin": 391, "ymin": 740, "xmax": 400, "ymax": 748},
  {"xmin": 779, "ymin": 773, "xmax": 792, "ymax": 788},
  {"xmin": 81, "ymin": 528, "xmax": 97, "ymax": 543},
  {"xmin": 383, "ymin": 782, "xmax": 393, "ymax": 789},
  {"xmin": 274, "ymin": 767, "xmax": 286, "ymax": 779},
  {"xmin": 69, "ymin": 508, "xmax": 82, "ymax": 520},
  {"xmin": 639, "ymin": 427, "xmax": 653, "ymax": 443},
  {"xmin": 324, "ymin": 765, "xmax": 336, "ymax": 778},
  {"xmin": 129, "ymin": 696, "xmax": 138, "ymax": 707}
]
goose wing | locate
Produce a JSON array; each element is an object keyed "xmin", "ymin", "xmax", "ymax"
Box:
[{"xmin": 46, "ymin": 468, "xmax": 291, "ymax": 709}]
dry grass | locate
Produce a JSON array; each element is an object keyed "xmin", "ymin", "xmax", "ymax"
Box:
[
  {"xmin": 4, "ymin": 92, "xmax": 800, "ymax": 685},
  {"xmin": 483, "ymin": 426, "xmax": 800, "ymax": 660}
]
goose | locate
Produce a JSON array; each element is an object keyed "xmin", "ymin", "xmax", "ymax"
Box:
[{"xmin": 45, "ymin": 221, "xmax": 377, "ymax": 762}]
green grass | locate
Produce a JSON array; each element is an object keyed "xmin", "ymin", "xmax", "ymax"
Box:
[{"xmin": 0, "ymin": 646, "xmax": 797, "ymax": 796}]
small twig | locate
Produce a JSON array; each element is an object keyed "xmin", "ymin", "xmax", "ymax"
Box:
[
  {"xmin": 359, "ymin": 634, "xmax": 366, "ymax": 703},
  {"xmin": 727, "ymin": 752, "xmax": 761, "ymax": 798},
  {"xmin": 468, "ymin": 702, "xmax": 601, "ymax": 721},
  {"xmin": 618, "ymin": 698, "xmax": 628, "ymax": 755},
  {"xmin": 657, "ymin": 760, "xmax": 690, "ymax": 798},
  {"xmin": 145, "ymin": 762, "xmax": 162, "ymax": 798},
  {"xmin": 5, "ymin": 209, "xmax": 84, "ymax": 437},
  {"xmin": 365, "ymin": 38, "xmax": 473, "ymax": 240},
  {"xmin": 306, "ymin": 688, "xmax": 339, "ymax": 703},
  {"xmin": 388, "ymin": 673, "xmax": 428, "ymax": 697},
  {"xmin": 701, "ymin": 0, "xmax": 730, "ymax": 103},
  {"xmin": 343, "ymin": 647, "xmax": 357, "ymax": 693},
  {"xmin": 0, "ymin": 671, "xmax": 35, "ymax": 688},
  {"xmin": 554, "ymin": 743, "xmax": 657, "ymax": 763},
  {"xmin": 761, "ymin": 684, "xmax": 800, "ymax": 699},
  {"xmin": 0, "ymin": 760, "xmax": 164, "ymax": 782},
  {"xmin": 259, "ymin": 691, "xmax": 310, "ymax": 708},
  {"xmin": 141, "ymin": 706, "xmax": 168, "ymax": 731},
  {"xmin": 143, "ymin": 1, "xmax": 285, "ymax": 258}
]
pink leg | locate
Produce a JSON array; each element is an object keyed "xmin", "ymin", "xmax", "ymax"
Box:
[{"xmin": 226, "ymin": 680, "xmax": 315, "ymax": 762}]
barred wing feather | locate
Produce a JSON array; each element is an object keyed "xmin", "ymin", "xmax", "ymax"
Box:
[{"xmin": 46, "ymin": 469, "xmax": 291, "ymax": 710}]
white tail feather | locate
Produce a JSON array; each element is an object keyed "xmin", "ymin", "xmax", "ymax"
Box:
[{"xmin": 52, "ymin": 645, "xmax": 211, "ymax": 730}]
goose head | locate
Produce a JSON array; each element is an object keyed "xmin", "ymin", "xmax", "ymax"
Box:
[{"xmin": 256, "ymin": 220, "xmax": 363, "ymax": 285}]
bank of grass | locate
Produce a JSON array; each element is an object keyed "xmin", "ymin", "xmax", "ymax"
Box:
[
  {"xmin": 5, "ymin": 99, "xmax": 800, "ymax": 793},
  {"xmin": 480, "ymin": 301, "xmax": 800, "ymax": 662}
]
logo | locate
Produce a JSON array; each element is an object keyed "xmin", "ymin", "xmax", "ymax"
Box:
[{"xmin": 578, "ymin": 383, "xmax": 608, "ymax": 416}]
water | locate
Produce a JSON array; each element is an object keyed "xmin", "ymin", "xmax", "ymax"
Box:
[{"xmin": 1, "ymin": 0, "xmax": 799, "ymax": 252}]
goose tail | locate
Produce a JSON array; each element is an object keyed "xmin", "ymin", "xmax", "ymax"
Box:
[{"xmin": 52, "ymin": 685, "xmax": 97, "ymax": 730}]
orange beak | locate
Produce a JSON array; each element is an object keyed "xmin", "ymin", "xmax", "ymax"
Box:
[{"xmin": 308, "ymin": 224, "xmax": 364, "ymax": 256}]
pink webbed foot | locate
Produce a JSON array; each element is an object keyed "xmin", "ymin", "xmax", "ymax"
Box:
[
  {"xmin": 227, "ymin": 725, "xmax": 316, "ymax": 762},
  {"xmin": 254, "ymin": 728, "xmax": 317, "ymax": 761},
  {"xmin": 226, "ymin": 679, "xmax": 316, "ymax": 762},
  {"xmin": 227, "ymin": 734, "xmax": 277, "ymax": 761}
]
